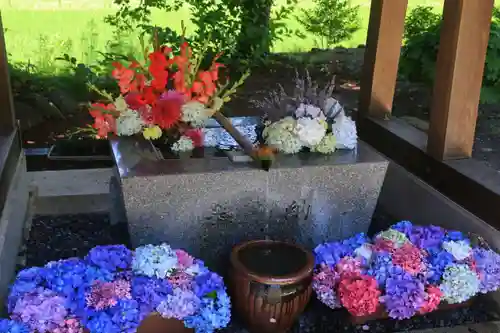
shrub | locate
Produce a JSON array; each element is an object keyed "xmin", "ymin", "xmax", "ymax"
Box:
[
  {"xmin": 297, "ymin": 0, "xmax": 361, "ymax": 49},
  {"xmin": 400, "ymin": 6, "xmax": 500, "ymax": 104}
]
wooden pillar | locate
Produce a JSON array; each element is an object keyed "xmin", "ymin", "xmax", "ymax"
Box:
[
  {"xmin": 358, "ymin": 0, "xmax": 408, "ymax": 119},
  {"xmin": 427, "ymin": 0, "xmax": 494, "ymax": 160},
  {"xmin": 0, "ymin": 15, "xmax": 16, "ymax": 135}
]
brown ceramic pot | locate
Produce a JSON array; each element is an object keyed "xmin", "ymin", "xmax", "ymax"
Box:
[
  {"xmin": 136, "ymin": 313, "xmax": 194, "ymax": 333},
  {"xmin": 229, "ymin": 240, "xmax": 315, "ymax": 333}
]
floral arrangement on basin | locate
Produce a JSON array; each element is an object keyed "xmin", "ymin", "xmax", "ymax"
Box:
[
  {"xmin": 3, "ymin": 244, "xmax": 230, "ymax": 333},
  {"xmin": 313, "ymin": 221, "xmax": 500, "ymax": 321},
  {"xmin": 87, "ymin": 35, "xmax": 248, "ymax": 154},
  {"xmin": 254, "ymin": 71, "xmax": 357, "ymax": 154}
]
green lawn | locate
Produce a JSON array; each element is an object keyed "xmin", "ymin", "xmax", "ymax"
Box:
[{"xmin": 0, "ymin": 0, "xmax": 496, "ymax": 70}]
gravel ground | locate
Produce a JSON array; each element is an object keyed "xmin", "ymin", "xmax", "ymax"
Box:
[{"xmin": 23, "ymin": 212, "xmax": 500, "ymax": 333}]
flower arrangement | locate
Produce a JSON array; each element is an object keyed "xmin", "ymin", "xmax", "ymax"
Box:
[
  {"xmin": 313, "ymin": 221, "xmax": 500, "ymax": 320},
  {"xmin": 4, "ymin": 244, "xmax": 230, "ymax": 333},
  {"xmin": 254, "ymin": 71, "xmax": 357, "ymax": 154},
  {"xmin": 87, "ymin": 34, "xmax": 248, "ymax": 154}
]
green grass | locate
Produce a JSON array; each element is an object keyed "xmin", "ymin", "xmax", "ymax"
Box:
[{"xmin": 1, "ymin": 0, "xmax": 498, "ymax": 71}]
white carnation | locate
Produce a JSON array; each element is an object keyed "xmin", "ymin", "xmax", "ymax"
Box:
[
  {"xmin": 263, "ymin": 117, "xmax": 303, "ymax": 154},
  {"xmin": 295, "ymin": 103, "xmax": 325, "ymax": 119},
  {"xmin": 181, "ymin": 101, "xmax": 211, "ymax": 127},
  {"xmin": 443, "ymin": 241, "xmax": 472, "ymax": 261},
  {"xmin": 331, "ymin": 111, "xmax": 357, "ymax": 149},
  {"xmin": 171, "ymin": 136, "xmax": 194, "ymax": 152},
  {"xmin": 116, "ymin": 109, "xmax": 144, "ymax": 136},
  {"xmin": 296, "ymin": 117, "xmax": 326, "ymax": 147}
]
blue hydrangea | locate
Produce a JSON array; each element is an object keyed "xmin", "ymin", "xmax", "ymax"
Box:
[
  {"xmin": 131, "ymin": 276, "xmax": 173, "ymax": 320},
  {"xmin": 86, "ymin": 245, "xmax": 132, "ymax": 272},
  {"xmin": 184, "ymin": 291, "xmax": 231, "ymax": 333},
  {"xmin": 444, "ymin": 230, "xmax": 469, "ymax": 243},
  {"xmin": 314, "ymin": 233, "xmax": 369, "ymax": 267},
  {"xmin": 194, "ymin": 272, "xmax": 224, "ymax": 298},
  {"xmin": 0, "ymin": 319, "xmax": 30, "ymax": 333},
  {"xmin": 85, "ymin": 299, "xmax": 140, "ymax": 333},
  {"xmin": 7, "ymin": 267, "xmax": 47, "ymax": 312},
  {"xmin": 426, "ymin": 248, "xmax": 455, "ymax": 284},
  {"xmin": 367, "ymin": 252, "xmax": 395, "ymax": 288},
  {"xmin": 392, "ymin": 220, "xmax": 413, "ymax": 236},
  {"xmin": 132, "ymin": 244, "xmax": 178, "ymax": 279}
]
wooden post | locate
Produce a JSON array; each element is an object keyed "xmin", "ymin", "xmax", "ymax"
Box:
[
  {"xmin": 427, "ymin": 0, "xmax": 494, "ymax": 160},
  {"xmin": 0, "ymin": 15, "xmax": 16, "ymax": 135},
  {"xmin": 358, "ymin": 0, "xmax": 408, "ymax": 119}
]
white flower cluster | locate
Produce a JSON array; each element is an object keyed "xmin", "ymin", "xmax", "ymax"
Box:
[
  {"xmin": 114, "ymin": 96, "xmax": 145, "ymax": 136},
  {"xmin": 262, "ymin": 98, "xmax": 357, "ymax": 154},
  {"xmin": 132, "ymin": 243, "xmax": 178, "ymax": 279},
  {"xmin": 440, "ymin": 264, "xmax": 480, "ymax": 304},
  {"xmin": 443, "ymin": 240, "xmax": 472, "ymax": 261},
  {"xmin": 181, "ymin": 101, "xmax": 211, "ymax": 127},
  {"xmin": 171, "ymin": 136, "xmax": 195, "ymax": 152}
]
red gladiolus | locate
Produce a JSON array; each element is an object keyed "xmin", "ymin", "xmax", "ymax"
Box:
[
  {"xmin": 184, "ymin": 128, "xmax": 204, "ymax": 147},
  {"xmin": 89, "ymin": 103, "xmax": 117, "ymax": 138},
  {"xmin": 149, "ymin": 51, "xmax": 170, "ymax": 91},
  {"xmin": 151, "ymin": 98, "xmax": 182, "ymax": 129},
  {"xmin": 111, "ymin": 62, "xmax": 135, "ymax": 94}
]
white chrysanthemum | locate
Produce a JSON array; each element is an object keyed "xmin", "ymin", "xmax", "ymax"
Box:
[
  {"xmin": 263, "ymin": 117, "xmax": 303, "ymax": 154},
  {"xmin": 332, "ymin": 111, "xmax": 357, "ymax": 150},
  {"xmin": 116, "ymin": 109, "xmax": 144, "ymax": 136},
  {"xmin": 312, "ymin": 133, "xmax": 336, "ymax": 154},
  {"xmin": 440, "ymin": 264, "xmax": 480, "ymax": 304},
  {"xmin": 296, "ymin": 117, "xmax": 326, "ymax": 147},
  {"xmin": 171, "ymin": 136, "xmax": 194, "ymax": 152},
  {"xmin": 443, "ymin": 241, "xmax": 472, "ymax": 261},
  {"xmin": 295, "ymin": 103, "xmax": 325, "ymax": 119},
  {"xmin": 354, "ymin": 243, "xmax": 373, "ymax": 263},
  {"xmin": 181, "ymin": 101, "xmax": 211, "ymax": 127}
]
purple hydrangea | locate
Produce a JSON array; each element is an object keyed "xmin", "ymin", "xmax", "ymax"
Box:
[
  {"xmin": 157, "ymin": 289, "xmax": 201, "ymax": 320},
  {"xmin": 408, "ymin": 225, "xmax": 445, "ymax": 249},
  {"xmin": 86, "ymin": 245, "xmax": 133, "ymax": 272},
  {"xmin": 382, "ymin": 269, "xmax": 425, "ymax": 320},
  {"xmin": 11, "ymin": 287, "xmax": 68, "ymax": 332},
  {"xmin": 0, "ymin": 319, "xmax": 30, "ymax": 333},
  {"xmin": 473, "ymin": 248, "xmax": 500, "ymax": 293},
  {"xmin": 131, "ymin": 276, "xmax": 173, "ymax": 320},
  {"xmin": 8, "ymin": 267, "xmax": 47, "ymax": 312}
]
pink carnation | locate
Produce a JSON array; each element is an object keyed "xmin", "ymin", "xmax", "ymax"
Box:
[
  {"xmin": 176, "ymin": 249, "xmax": 195, "ymax": 269},
  {"xmin": 418, "ymin": 285, "xmax": 442, "ymax": 314},
  {"xmin": 392, "ymin": 243, "xmax": 424, "ymax": 275},
  {"xmin": 85, "ymin": 279, "xmax": 131, "ymax": 310},
  {"xmin": 338, "ymin": 275, "xmax": 381, "ymax": 316},
  {"xmin": 336, "ymin": 257, "xmax": 363, "ymax": 278}
]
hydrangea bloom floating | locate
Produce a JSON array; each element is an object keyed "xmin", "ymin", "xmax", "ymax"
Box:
[
  {"xmin": 255, "ymin": 71, "xmax": 357, "ymax": 154},
  {"xmin": 4, "ymin": 244, "xmax": 230, "ymax": 333},
  {"xmin": 313, "ymin": 222, "xmax": 500, "ymax": 320},
  {"xmin": 87, "ymin": 36, "xmax": 248, "ymax": 153}
]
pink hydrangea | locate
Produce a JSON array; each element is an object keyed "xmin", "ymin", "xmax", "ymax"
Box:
[
  {"xmin": 313, "ymin": 264, "xmax": 339, "ymax": 292},
  {"xmin": 52, "ymin": 317, "xmax": 85, "ymax": 333},
  {"xmin": 336, "ymin": 257, "xmax": 363, "ymax": 278},
  {"xmin": 392, "ymin": 243, "xmax": 424, "ymax": 275},
  {"xmin": 418, "ymin": 285, "xmax": 442, "ymax": 314},
  {"xmin": 176, "ymin": 249, "xmax": 195, "ymax": 270},
  {"xmin": 169, "ymin": 271, "xmax": 194, "ymax": 290},
  {"xmin": 372, "ymin": 238, "xmax": 395, "ymax": 253},
  {"xmin": 338, "ymin": 275, "xmax": 381, "ymax": 316},
  {"xmin": 85, "ymin": 279, "xmax": 131, "ymax": 310}
]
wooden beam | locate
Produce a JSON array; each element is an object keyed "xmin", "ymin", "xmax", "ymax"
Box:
[
  {"xmin": 358, "ymin": 0, "xmax": 408, "ymax": 119},
  {"xmin": 0, "ymin": 15, "xmax": 16, "ymax": 135},
  {"xmin": 427, "ymin": 0, "xmax": 494, "ymax": 160}
]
